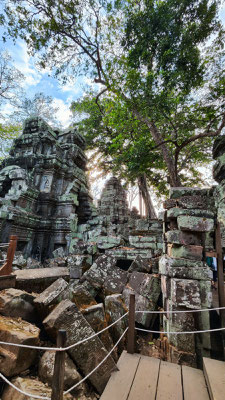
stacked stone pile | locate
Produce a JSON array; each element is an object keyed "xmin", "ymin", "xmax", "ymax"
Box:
[
  {"xmin": 0, "ymin": 252, "xmax": 162, "ymax": 398},
  {"xmin": 159, "ymin": 187, "xmax": 215, "ymax": 367}
]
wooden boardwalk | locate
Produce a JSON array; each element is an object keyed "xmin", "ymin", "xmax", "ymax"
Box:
[{"xmin": 101, "ymin": 351, "xmax": 225, "ymax": 400}]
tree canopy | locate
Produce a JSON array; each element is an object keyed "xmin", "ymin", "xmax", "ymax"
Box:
[{"xmin": 2, "ymin": 0, "xmax": 225, "ymax": 188}]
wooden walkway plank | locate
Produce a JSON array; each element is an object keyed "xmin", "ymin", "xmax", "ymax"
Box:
[
  {"xmin": 203, "ymin": 357, "xmax": 225, "ymax": 400},
  {"xmin": 128, "ymin": 355, "xmax": 160, "ymax": 400},
  {"xmin": 156, "ymin": 360, "xmax": 183, "ymax": 400},
  {"xmin": 182, "ymin": 365, "xmax": 210, "ymax": 400},
  {"xmin": 100, "ymin": 351, "xmax": 141, "ymax": 400}
]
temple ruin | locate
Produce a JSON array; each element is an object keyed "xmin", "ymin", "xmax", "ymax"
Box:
[{"xmin": 0, "ymin": 116, "xmax": 225, "ymax": 382}]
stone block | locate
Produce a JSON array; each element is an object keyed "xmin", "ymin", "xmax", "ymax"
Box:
[
  {"xmin": 128, "ymin": 272, "xmax": 161, "ymax": 303},
  {"xmin": 159, "ymin": 255, "xmax": 212, "ymax": 281},
  {"xmin": 38, "ymin": 351, "xmax": 85, "ymax": 394},
  {"xmin": 34, "ymin": 278, "xmax": 68, "ymax": 318},
  {"xmin": 43, "ymin": 299, "xmax": 116, "ymax": 394},
  {"xmin": 167, "ymin": 207, "xmax": 214, "ymax": 219},
  {"xmin": 81, "ymin": 255, "xmax": 117, "ymax": 290},
  {"xmin": 167, "ymin": 243, "xmax": 203, "ymax": 260},
  {"xmin": 170, "ymin": 279, "xmax": 201, "ymax": 309},
  {"xmin": 82, "ymin": 303, "xmax": 116, "ymax": 358},
  {"xmin": 128, "ymin": 255, "xmax": 152, "ymax": 273},
  {"xmin": 105, "ymin": 294, "xmax": 128, "ymax": 353},
  {"xmin": 1, "ymin": 377, "xmax": 73, "ymax": 400},
  {"xmin": 97, "ymin": 236, "xmax": 122, "ymax": 249},
  {"xmin": 15, "ymin": 267, "xmax": 70, "ymax": 293},
  {"xmin": 122, "ymin": 286, "xmax": 157, "ymax": 327},
  {"xmin": 129, "ymin": 236, "xmax": 157, "ymax": 249},
  {"xmin": 169, "ymin": 187, "xmax": 208, "ymax": 199},
  {"xmin": 169, "ymin": 345, "xmax": 197, "ymax": 368},
  {"xmin": 177, "ymin": 215, "xmax": 214, "ymax": 232},
  {"xmin": 103, "ymin": 268, "xmax": 128, "ymax": 296},
  {"xmin": 165, "ymin": 230, "xmax": 202, "ymax": 246},
  {"xmin": 68, "ymin": 254, "xmax": 92, "ymax": 278},
  {"xmin": 0, "ymin": 288, "xmax": 37, "ymax": 322},
  {"xmin": 0, "ymin": 315, "xmax": 40, "ymax": 377}
]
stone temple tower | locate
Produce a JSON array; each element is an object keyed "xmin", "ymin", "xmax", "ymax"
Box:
[
  {"xmin": 0, "ymin": 117, "xmax": 93, "ymax": 260},
  {"xmin": 98, "ymin": 177, "xmax": 129, "ymax": 224}
]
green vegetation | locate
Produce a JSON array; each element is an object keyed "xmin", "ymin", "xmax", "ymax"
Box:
[{"xmin": 1, "ymin": 0, "xmax": 225, "ymax": 208}]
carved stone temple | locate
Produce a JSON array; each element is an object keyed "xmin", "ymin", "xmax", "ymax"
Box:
[{"xmin": 0, "ymin": 117, "xmax": 93, "ymax": 260}]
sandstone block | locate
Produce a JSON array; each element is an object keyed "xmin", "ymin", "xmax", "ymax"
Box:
[
  {"xmin": 0, "ymin": 288, "xmax": 37, "ymax": 322},
  {"xmin": 82, "ymin": 303, "xmax": 116, "ymax": 358},
  {"xmin": 170, "ymin": 279, "xmax": 201, "ymax": 309},
  {"xmin": 43, "ymin": 299, "xmax": 116, "ymax": 394},
  {"xmin": 97, "ymin": 236, "xmax": 122, "ymax": 249},
  {"xmin": 38, "ymin": 351, "xmax": 85, "ymax": 393},
  {"xmin": 105, "ymin": 294, "xmax": 128, "ymax": 353},
  {"xmin": 122, "ymin": 286, "xmax": 157, "ymax": 327},
  {"xmin": 177, "ymin": 215, "xmax": 214, "ymax": 232},
  {"xmin": 165, "ymin": 230, "xmax": 202, "ymax": 246},
  {"xmin": 159, "ymin": 255, "xmax": 212, "ymax": 281},
  {"xmin": 128, "ymin": 272, "xmax": 161, "ymax": 303},
  {"xmin": 34, "ymin": 278, "xmax": 68, "ymax": 318},
  {"xmin": 128, "ymin": 255, "xmax": 152, "ymax": 273},
  {"xmin": 167, "ymin": 243, "xmax": 203, "ymax": 260},
  {"xmin": 15, "ymin": 267, "xmax": 70, "ymax": 293},
  {"xmin": 66, "ymin": 283, "xmax": 97, "ymax": 310},
  {"xmin": 169, "ymin": 187, "xmax": 208, "ymax": 199},
  {"xmin": 81, "ymin": 255, "xmax": 117, "ymax": 290},
  {"xmin": 0, "ymin": 316, "xmax": 40, "ymax": 377},
  {"xmin": 1, "ymin": 377, "xmax": 73, "ymax": 400}
]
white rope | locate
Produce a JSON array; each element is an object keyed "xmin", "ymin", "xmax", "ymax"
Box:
[
  {"xmin": 135, "ymin": 327, "xmax": 225, "ymax": 334},
  {"xmin": 0, "ymin": 312, "xmax": 128, "ymax": 352},
  {"xmin": 0, "ymin": 243, "xmax": 9, "ymax": 246},
  {"xmin": 0, "ymin": 372, "xmax": 50, "ymax": 400},
  {"xmin": 64, "ymin": 327, "xmax": 128, "ymax": 394},
  {"xmin": 135, "ymin": 306, "xmax": 225, "ymax": 314}
]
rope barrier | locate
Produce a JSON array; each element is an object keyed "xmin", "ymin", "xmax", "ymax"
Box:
[
  {"xmin": 0, "ymin": 328, "xmax": 128, "ymax": 399},
  {"xmin": 64, "ymin": 327, "xmax": 128, "ymax": 394},
  {"xmin": 0, "ymin": 312, "xmax": 128, "ymax": 351},
  {"xmin": 0, "ymin": 372, "xmax": 50, "ymax": 400},
  {"xmin": 135, "ymin": 327, "xmax": 225, "ymax": 334},
  {"xmin": 135, "ymin": 306, "xmax": 225, "ymax": 314}
]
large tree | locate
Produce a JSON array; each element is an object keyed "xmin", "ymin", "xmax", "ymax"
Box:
[
  {"xmin": 3, "ymin": 0, "xmax": 225, "ymax": 186},
  {"xmin": 11, "ymin": 92, "xmax": 61, "ymax": 127}
]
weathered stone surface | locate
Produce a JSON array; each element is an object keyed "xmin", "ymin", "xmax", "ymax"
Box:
[
  {"xmin": 0, "ymin": 117, "xmax": 93, "ymax": 260},
  {"xmin": 123, "ymin": 272, "xmax": 161, "ymax": 327},
  {"xmin": 165, "ymin": 230, "xmax": 202, "ymax": 246},
  {"xmin": 0, "ymin": 288, "xmax": 37, "ymax": 322},
  {"xmin": 1, "ymin": 377, "xmax": 73, "ymax": 400},
  {"xmin": 128, "ymin": 236, "xmax": 157, "ymax": 249},
  {"xmin": 169, "ymin": 187, "xmax": 208, "ymax": 199},
  {"xmin": 43, "ymin": 299, "xmax": 116, "ymax": 394},
  {"xmin": 34, "ymin": 278, "xmax": 68, "ymax": 318},
  {"xmin": 97, "ymin": 236, "xmax": 122, "ymax": 249},
  {"xmin": 68, "ymin": 254, "xmax": 92, "ymax": 279},
  {"xmin": 67, "ymin": 283, "xmax": 97, "ymax": 310},
  {"xmin": 128, "ymin": 255, "xmax": 152, "ymax": 273},
  {"xmin": 159, "ymin": 255, "xmax": 212, "ymax": 281},
  {"xmin": 105, "ymin": 247, "xmax": 153, "ymax": 260},
  {"xmin": 167, "ymin": 207, "xmax": 214, "ymax": 219},
  {"xmin": 103, "ymin": 268, "xmax": 128, "ymax": 296},
  {"xmin": 104, "ymin": 294, "xmax": 128, "ymax": 353},
  {"xmin": 177, "ymin": 215, "xmax": 214, "ymax": 232},
  {"xmin": 38, "ymin": 351, "xmax": 85, "ymax": 392},
  {"xmin": 81, "ymin": 255, "xmax": 117, "ymax": 290},
  {"xmin": 170, "ymin": 279, "xmax": 201, "ymax": 309},
  {"xmin": 82, "ymin": 303, "xmax": 116, "ymax": 358},
  {"xmin": 0, "ymin": 316, "xmax": 40, "ymax": 377},
  {"xmin": 167, "ymin": 243, "xmax": 203, "ymax": 260},
  {"xmin": 15, "ymin": 267, "xmax": 69, "ymax": 293}
]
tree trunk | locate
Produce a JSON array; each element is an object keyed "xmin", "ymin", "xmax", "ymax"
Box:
[{"xmin": 137, "ymin": 174, "xmax": 157, "ymax": 219}]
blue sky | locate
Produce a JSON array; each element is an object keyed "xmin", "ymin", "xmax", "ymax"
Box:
[{"xmin": 0, "ymin": 2, "xmax": 225, "ymax": 128}]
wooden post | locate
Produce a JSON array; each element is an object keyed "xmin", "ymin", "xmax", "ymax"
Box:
[
  {"xmin": 215, "ymin": 222, "xmax": 225, "ymax": 327},
  {"xmin": 139, "ymin": 191, "xmax": 142, "ymax": 217},
  {"xmin": 51, "ymin": 330, "xmax": 67, "ymax": 400},
  {"xmin": 127, "ymin": 294, "xmax": 135, "ymax": 354},
  {"xmin": 0, "ymin": 235, "xmax": 18, "ymax": 276}
]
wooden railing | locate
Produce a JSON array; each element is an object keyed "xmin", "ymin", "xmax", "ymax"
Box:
[{"xmin": 0, "ymin": 235, "xmax": 17, "ymax": 276}]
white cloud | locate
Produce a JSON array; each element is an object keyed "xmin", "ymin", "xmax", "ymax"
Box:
[
  {"xmin": 52, "ymin": 98, "xmax": 73, "ymax": 127},
  {"xmin": 10, "ymin": 41, "xmax": 42, "ymax": 88}
]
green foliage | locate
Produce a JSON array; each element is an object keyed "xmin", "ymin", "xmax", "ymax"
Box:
[
  {"xmin": 0, "ymin": 122, "xmax": 21, "ymax": 159},
  {"xmin": 3, "ymin": 0, "xmax": 225, "ymax": 188}
]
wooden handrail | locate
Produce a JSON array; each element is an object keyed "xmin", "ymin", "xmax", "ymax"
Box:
[
  {"xmin": 51, "ymin": 330, "xmax": 67, "ymax": 400},
  {"xmin": 0, "ymin": 235, "xmax": 17, "ymax": 276}
]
